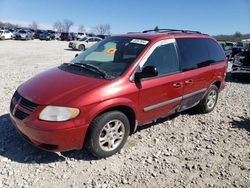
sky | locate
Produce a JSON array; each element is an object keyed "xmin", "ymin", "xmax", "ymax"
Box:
[{"xmin": 0, "ymin": 0, "xmax": 249, "ymax": 35}]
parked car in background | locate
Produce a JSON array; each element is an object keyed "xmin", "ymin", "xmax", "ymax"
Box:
[
  {"xmin": 68, "ymin": 37, "xmax": 102, "ymax": 51},
  {"xmin": 231, "ymin": 48, "xmax": 250, "ymax": 79},
  {"xmin": 232, "ymin": 46, "xmax": 244, "ymax": 58},
  {"xmin": 39, "ymin": 31, "xmax": 55, "ymax": 41},
  {"xmin": 14, "ymin": 30, "xmax": 33, "ymax": 40},
  {"xmin": 55, "ymin": 32, "xmax": 61, "ymax": 40},
  {"xmin": 60, "ymin": 32, "xmax": 77, "ymax": 41},
  {"xmin": 10, "ymin": 29, "xmax": 227, "ymax": 158},
  {"xmin": 218, "ymin": 40, "xmax": 233, "ymax": 60},
  {"xmin": 97, "ymin": 34, "xmax": 110, "ymax": 39},
  {"xmin": 76, "ymin": 32, "xmax": 87, "ymax": 40},
  {"xmin": 60, "ymin": 32, "xmax": 71, "ymax": 41},
  {"xmin": 34, "ymin": 30, "xmax": 45, "ymax": 39},
  {"xmin": 0, "ymin": 29, "xmax": 13, "ymax": 40}
]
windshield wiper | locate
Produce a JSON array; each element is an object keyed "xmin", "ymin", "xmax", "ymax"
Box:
[{"xmin": 65, "ymin": 62, "xmax": 111, "ymax": 79}]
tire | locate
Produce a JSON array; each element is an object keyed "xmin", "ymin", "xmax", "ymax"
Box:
[
  {"xmin": 79, "ymin": 44, "xmax": 85, "ymax": 51},
  {"xmin": 2, "ymin": 36, "xmax": 5, "ymax": 40},
  {"xmin": 196, "ymin": 85, "xmax": 219, "ymax": 114},
  {"xmin": 86, "ymin": 111, "xmax": 130, "ymax": 158}
]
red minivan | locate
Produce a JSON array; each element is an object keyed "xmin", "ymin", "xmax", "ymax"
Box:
[{"xmin": 10, "ymin": 29, "xmax": 227, "ymax": 158}]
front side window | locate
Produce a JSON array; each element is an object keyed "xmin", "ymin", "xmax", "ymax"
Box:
[
  {"xmin": 65, "ymin": 37, "xmax": 149, "ymax": 79},
  {"xmin": 142, "ymin": 43, "xmax": 179, "ymax": 76}
]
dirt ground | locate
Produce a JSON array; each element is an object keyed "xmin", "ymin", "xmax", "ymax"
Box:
[{"xmin": 0, "ymin": 40, "xmax": 249, "ymax": 188}]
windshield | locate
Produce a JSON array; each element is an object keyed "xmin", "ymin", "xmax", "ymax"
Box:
[
  {"xmin": 19, "ymin": 30, "xmax": 26, "ymax": 34},
  {"xmin": 68, "ymin": 37, "xmax": 149, "ymax": 79}
]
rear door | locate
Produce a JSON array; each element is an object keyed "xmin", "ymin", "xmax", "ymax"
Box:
[
  {"xmin": 137, "ymin": 39, "xmax": 184, "ymax": 124},
  {"xmin": 175, "ymin": 38, "xmax": 213, "ymax": 111}
]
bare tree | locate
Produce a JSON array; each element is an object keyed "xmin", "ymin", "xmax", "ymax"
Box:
[
  {"xmin": 29, "ymin": 21, "xmax": 39, "ymax": 30},
  {"xmin": 53, "ymin": 21, "xmax": 64, "ymax": 32},
  {"xmin": 78, "ymin": 25, "xmax": 85, "ymax": 33},
  {"xmin": 94, "ymin": 24, "xmax": 111, "ymax": 35},
  {"xmin": 0, "ymin": 21, "xmax": 19, "ymax": 28},
  {"xmin": 63, "ymin": 19, "xmax": 74, "ymax": 33}
]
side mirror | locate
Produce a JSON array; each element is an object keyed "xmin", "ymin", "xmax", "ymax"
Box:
[
  {"xmin": 75, "ymin": 54, "xmax": 79, "ymax": 57},
  {"xmin": 134, "ymin": 65, "xmax": 158, "ymax": 80}
]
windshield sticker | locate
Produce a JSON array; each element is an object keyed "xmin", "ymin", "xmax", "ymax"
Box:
[
  {"xmin": 130, "ymin": 39, "xmax": 149, "ymax": 45},
  {"xmin": 106, "ymin": 48, "xmax": 117, "ymax": 55}
]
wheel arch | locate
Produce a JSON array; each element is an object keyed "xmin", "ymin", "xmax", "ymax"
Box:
[
  {"xmin": 98, "ymin": 105, "xmax": 137, "ymax": 135},
  {"xmin": 85, "ymin": 99, "xmax": 138, "ymax": 137},
  {"xmin": 212, "ymin": 80, "xmax": 221, "ymax": 90}
]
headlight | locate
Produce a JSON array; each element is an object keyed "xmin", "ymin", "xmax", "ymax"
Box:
[{"xmin": 39, "ymin": 106, "xmax": 80, "ymax": 121}]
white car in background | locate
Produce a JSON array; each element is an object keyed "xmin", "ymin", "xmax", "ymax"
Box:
[
  {"xmin": 0, "ymin": 30, "xmax": 13, "ymax": 40},
  {"xmin": 68, "ymin": 37, "xmax": 102, "ymax": 51},
  {"xmin": 76, "ymin": 32, "xmax": 87, "ymax": 40}
]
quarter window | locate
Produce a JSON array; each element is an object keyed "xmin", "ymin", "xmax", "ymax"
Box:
[
  {"xmin": 142, "ymin": 43, "xmax": 179, "ymax": 76},
  {"xmin": 205, "ymin": 39, "xmax": 225, "ymax": 62}
]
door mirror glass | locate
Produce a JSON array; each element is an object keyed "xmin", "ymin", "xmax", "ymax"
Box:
[{"xmin": 135, "ymin": 65, "xmax": 158, "ymax": 80}]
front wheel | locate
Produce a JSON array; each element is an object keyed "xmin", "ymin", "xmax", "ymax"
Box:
[
  {"xmin": 79, "ymin": 44, "xmax": 85, "ymax": 51},
  {"xmin": 196, "ymin": 85, "xmax": 219, "ymax": 113},
  {"xmin": 86, "ymin": 111, "xmax": 130, "ymax": 158}
]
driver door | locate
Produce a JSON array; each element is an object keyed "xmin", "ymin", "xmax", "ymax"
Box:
[{"xmin": 137, "ymin": 39, "xmax": 185, "ymax": 124}]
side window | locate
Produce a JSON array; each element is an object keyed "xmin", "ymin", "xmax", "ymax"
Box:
[
  {"xmin": 176, "ymin": 38, "xmax": 210, "ymax": 71},
  {"xmin": 142, "ymin": 43, "xmax": 179, "ymax": 76},
  {"xmin": 206, "ymin": 39, "xmax": 225, "ymax": 62}
]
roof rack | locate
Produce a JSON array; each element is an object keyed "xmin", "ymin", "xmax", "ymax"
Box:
[{"xmin": 142, "ymin": 29, "xmax": 202, "ymax": 34}]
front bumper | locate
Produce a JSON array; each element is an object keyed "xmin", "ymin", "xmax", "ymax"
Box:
[
  {"xmin": 10, "ymin": 114, "xmax": 88, "ymax": 152},
  {"xmin": 15, "ymin": 35, "xmax": 27, "ymax": 40},
  {"xmin": 68, "ymin": 43, "xmax": 76, "ymax": 49}
]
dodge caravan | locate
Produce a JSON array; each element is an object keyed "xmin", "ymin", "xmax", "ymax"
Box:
[{"xmin": 10, "ymin": 29, "xmax": 227, "ymax": 158}]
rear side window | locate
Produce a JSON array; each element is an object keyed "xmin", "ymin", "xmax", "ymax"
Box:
[
  {"xmin": 176, "ymin": 38, "xmax": 225, "ymax": 72},
  {"xmin": 205, "ymin": 39, "xmax": 225, "ymax": 62},
  {"xmin": 142, "ymin": 43, "xmax": 179, "ymax": 76},
  {"xmin": 176, "ymin": 38, "xmax": 210, "ymax": 71}
]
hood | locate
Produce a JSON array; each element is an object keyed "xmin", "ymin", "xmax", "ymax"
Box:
[
  {"xmin": 18, "ymin": 67, "xmax": 109, "ymax": 105},
  {"xmin": 70, "ymin": 40, "xmax": 79, "ymax": 44}
]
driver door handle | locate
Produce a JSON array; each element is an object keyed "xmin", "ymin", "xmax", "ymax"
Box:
[{"xmin": 173, "ymin": 82, "xmax": 183, "ymax": 88}]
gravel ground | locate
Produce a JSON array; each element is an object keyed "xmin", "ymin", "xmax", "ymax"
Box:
[{"xmin": 0, "ymin": 40, "xmax": 249, "ymax": 188}]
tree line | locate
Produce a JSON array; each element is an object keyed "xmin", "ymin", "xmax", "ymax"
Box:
[
  {"xmin": 0, "ymin": 20, "xmax": 111, "ymax": 35},
  {"xmin": 213, "ymin": 32, "xmax": 250, "ymax": 42}
]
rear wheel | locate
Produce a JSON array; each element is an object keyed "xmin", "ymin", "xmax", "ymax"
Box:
[
  {"xmin": 86, "ymin": 111, "xmax": 130, "ymax": 158},
  {"xmin": 79, "ymin": 44, "xmax": 85, "ymax": 51},
  {"xmin": 196, "ymin": 85, "xmax": 219, "ymax": 113}
]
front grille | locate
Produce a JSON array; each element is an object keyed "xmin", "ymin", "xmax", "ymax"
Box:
[
  {"xmin": 10, "ymin": 91, "xmax": 39, "ymax": 120},
  {"xmin": 10, "ymin": 91, "xmax": 21, "ymax": 112},
  {"xmin": 15, "ymin": 108, "xmax": 29, "ymax": 120},
  {"xmin": 20, "ymin": 97, "xmax": 38, "ymax": 111}
]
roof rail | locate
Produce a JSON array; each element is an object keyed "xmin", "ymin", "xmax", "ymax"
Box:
[{"xmin": 142, "ymin": 29, "xmax": 202, "ymax": 34}]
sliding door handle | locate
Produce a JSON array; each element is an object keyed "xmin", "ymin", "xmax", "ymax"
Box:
[{"xmin": 185, "ymin": 79, "xmax": 193, "ymax": 85}]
